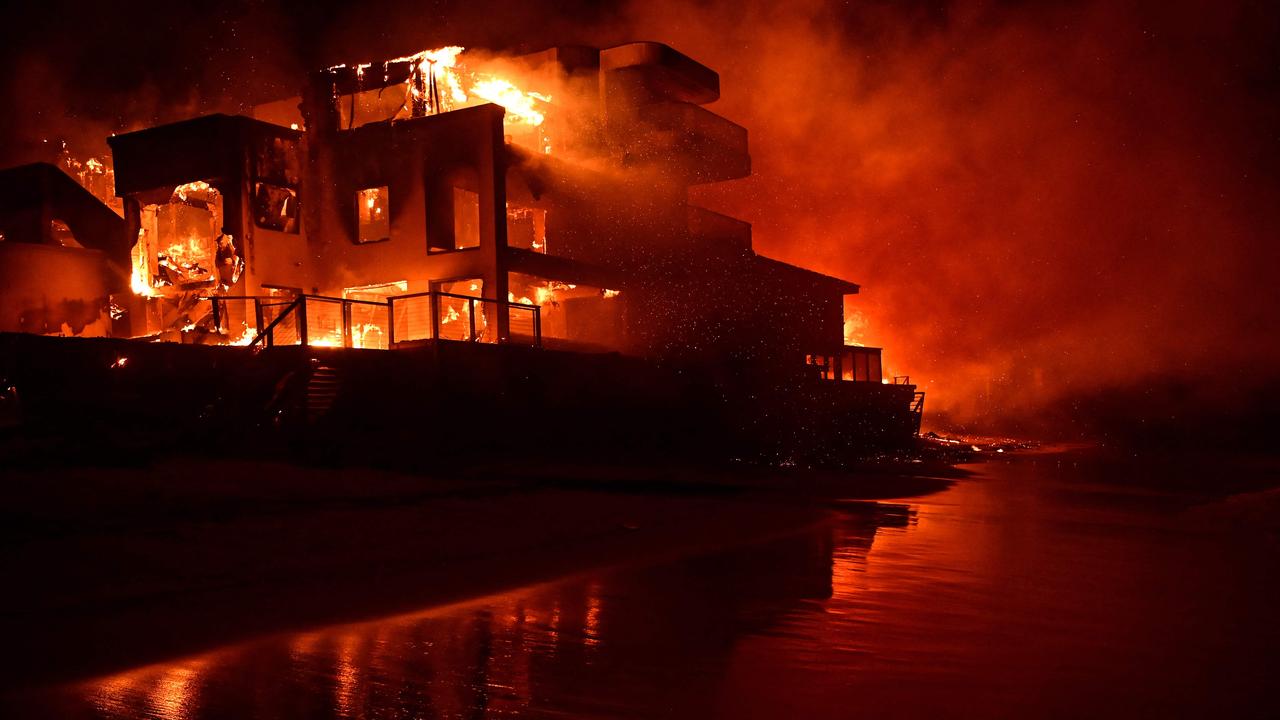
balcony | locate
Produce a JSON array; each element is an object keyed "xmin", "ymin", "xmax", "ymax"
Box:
[
  {"xmin": 201, "ymin": 292, "xmax": 541, "ymax": 350},
  {"xmin": 806, "ymin": 345, "xmax": 884, "ymax": 383}
]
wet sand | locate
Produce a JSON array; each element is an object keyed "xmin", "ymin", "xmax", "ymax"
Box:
[
  {"xmin": 4, "ymin": 447, "xmax": 1276, "ymax": 718},
  {"xmin": 0, "ymin": 455, "xmax": 955, "ymax": 690}
]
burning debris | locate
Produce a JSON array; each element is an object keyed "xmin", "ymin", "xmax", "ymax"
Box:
[{"xmin": 327, "ymin": 46, "xmax": 555, "ymax": 154}]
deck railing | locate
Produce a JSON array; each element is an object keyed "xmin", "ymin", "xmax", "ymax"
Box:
[
  {"xmin": 387, "ymin": 291, "xmax": 540, "ymax": 346},
  {"xmin": 235, "ymin": 291, "xmax": 540, "ymax": 350}
]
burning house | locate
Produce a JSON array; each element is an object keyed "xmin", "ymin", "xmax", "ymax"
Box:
[{"xmin": 0, "ymin": 42, "xmax": 923, "ymax": 461}]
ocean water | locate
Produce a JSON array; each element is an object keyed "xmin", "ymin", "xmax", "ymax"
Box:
[{"xmin": 11, "ymin": 451, "xmax": 1279, "ymax": 718}]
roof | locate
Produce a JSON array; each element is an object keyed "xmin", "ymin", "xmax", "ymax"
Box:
[
  {"xmin": 108, "ymin": 114, "xmax": 301, "ymax": 195},
  {"xmin": 0, "ymin": 163, "xmax": 128, "ymax": 261},
  {"xmin": 751, "ymin": 254, "xmax": 860, "ymax": 295}
]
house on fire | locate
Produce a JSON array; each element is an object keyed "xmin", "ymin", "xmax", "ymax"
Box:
[{"xmin": 0, "ymin": 42, "xmax": 923, "ymax": 454}]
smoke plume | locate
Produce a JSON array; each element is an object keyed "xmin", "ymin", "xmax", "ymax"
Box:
[
  {"xmin": 3, "ymin": 0, "xmax": 1277, "ymax": 439},
  {"xmin": 613, "ymin": 0, "xmax": 1280, "ymax": 434}
]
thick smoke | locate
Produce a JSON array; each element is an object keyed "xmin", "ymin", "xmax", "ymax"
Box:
[
  {"xmin": 614, "ymin": 0, "xmax": 1280, "ymax": 434},
  {"xmin": 3, "ymin": 0, "xmax": 1277, "ymax": 439}
]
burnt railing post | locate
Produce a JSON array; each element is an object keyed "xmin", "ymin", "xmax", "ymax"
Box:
[
  {"xmin": 430, "ymin": 292, "xmax": 441, "ymax": 340},
  {"xmin": 342, "ymin": 300, "xmax": 353, "ymax": 348},
  {"xmin": 297, "ymin": 296, "xmax": 309, "ymax": 346},
  {"xmin": 468, "ymin": 298, "xmax": 477, "ymax": 341},
  {"xmin": 386, "ymin": 299, "xmax": 396, "ymax": 346}
]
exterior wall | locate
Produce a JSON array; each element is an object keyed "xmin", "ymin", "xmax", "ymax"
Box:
[
  {"xmin": 300, "ymin": 99, "xmax": 510, "ymax": 338},
  {"xmin": 0, "ymin": 243, "xmax": 113, "ymax": 336},
  {"xmin": 111, "ymin": 115, "xmax": 309, "ymax": 299}
]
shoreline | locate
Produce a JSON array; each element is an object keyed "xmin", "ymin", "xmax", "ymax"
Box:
[{"xmin": 0, "ymin": 455, "xmax": 956, "ymax": 690}]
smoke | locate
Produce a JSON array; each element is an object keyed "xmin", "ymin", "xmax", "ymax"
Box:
[
  {"xmin": 613, "ymin": 0, "xmax": 1280, "ymax": 434},
  {"xmin": 3, "ymin": 0, "xmax": 1277, "ymax": 438},
  {"xmin": 0, "ymin": 0, "xmax": 303, "ymax": 166}
]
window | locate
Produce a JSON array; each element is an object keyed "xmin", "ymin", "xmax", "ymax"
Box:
[
  {"xmin": 356, "ymin": 186, "xmax": 390, "ymax": 243},
  {"xmin": 453, "ymin": 188, "xmax": 480, "ymax": 249},
  {"xmin": 253, "ymin": 183, "xmax": 299, "ymax": 233},
  {"xmin": 429, "ymin": 167, "xmax": 482, "ymax": 253},
  {"xmin": 506, "ymin": 204, "xmax": 547, "ymax": 252}
]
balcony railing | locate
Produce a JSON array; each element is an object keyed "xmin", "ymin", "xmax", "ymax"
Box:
[{"xmin": 233, "ymin": 291, "xmax": 541, "ymax": 350}]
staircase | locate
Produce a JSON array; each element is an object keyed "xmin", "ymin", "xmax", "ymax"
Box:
[
  {"xmin": 305, "ymin": 362, "xmax": 340, "ymax": 422},
  {"xmin": 911, "ymin": 391, "xmax": 926, "ymax": 435}
]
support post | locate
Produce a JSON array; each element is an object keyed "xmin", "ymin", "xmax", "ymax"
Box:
[
  {"xmin": 342, "ymin": 301, "xmax": 353, "ymax": 348},
  {"xmin": 387, "ymin": 299, "xmax": 396, "ymax": 346},
  {"xmin": 430, "ymin": 292, "xmax": 441, "ymax": 340},
  {"xmin": 298, "ymin": 297, "xmax": 309, "ymax": 347}
]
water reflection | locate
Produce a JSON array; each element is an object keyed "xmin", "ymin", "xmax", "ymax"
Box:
[
  {"xmin": 26, "ymin": 499, "xmax": 897, "ymax": 720},
  {"xmin": 12, "ymin": 456, "xmax": 1279, "ymax": 718}
]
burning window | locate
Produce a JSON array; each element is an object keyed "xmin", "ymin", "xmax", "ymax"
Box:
[
  {"xmin": 507, "ymin": 273, "xmax": 621, "ymax": 348},
  {"xmin": 841, "ymin": 347, "xmax": 883, "ymax": 383},
  {"xmin": 253, "ymin": 183, "xmax": 299, "ymax": 233},
  {"xmin": 435, "ymin": 278, "xmax": 489, "ymax": 341},
  {"xmin": 356, "ymin": 186, "xmax": 390, "ymax": 243},
  {"xmin": 506, "ymin": 205, "xmax": 547, "ymax": 252},
  {"xmin": 805, "ymin": 354, "xmax": 836, "ymax": 380},
  {"xmin": 453, "ymin": 188, "xmax": 480, "ymax": 249}
]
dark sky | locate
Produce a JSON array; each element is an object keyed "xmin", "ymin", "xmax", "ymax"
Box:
[{"xmin": 3, "ymin": 0, "xmax": 1278, "ymax": 435}]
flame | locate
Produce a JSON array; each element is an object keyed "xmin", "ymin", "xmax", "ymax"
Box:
[
  {"xmin": 58, "ymin": 146, "xmax": 123, "ymax": 217},
  {"xmin": 130, "ymin": 229, "xmax": 157, "ymax": 296},
  {"xmin": 469, "ymin": 76, "xmax": 550, "ymax": 127},
  {"xmin": 351, "ymin": 322, "xmax": 386, "ymax": 349},
  {"xmin": 159, "ymin": 235, "xmax": 214, "ymax": 276},
  {"xmin": 344, "ymin": 46, "xmax": 552, "ymax": 142},
  {"xmin": 229, "ymin": 324, "xmax": 256, "ymax": 346},
  {"xmin": 530, "ymin": 281, "xmax": 575, "ymax": 307},
  {"xmin": 174, "ymin": 180, "xmax": 211, "ymax": 203},
  {"xmin": 844, "ymin": 308, "xmax": 868, "ymax": 346},
  {"xmin": 130, "ymin": 181, "xmax": 222, "ymax": 298}
]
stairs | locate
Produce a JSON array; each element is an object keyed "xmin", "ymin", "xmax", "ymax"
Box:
[
  {"xmin": 911, "ymin": 391, "xmax": 926, "ymax": 435},
  {"xmin": 305, "ymin": 362, "xmax": 340, "ymax": 422}
]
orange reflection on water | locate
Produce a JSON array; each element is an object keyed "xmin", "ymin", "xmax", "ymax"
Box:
[
  {"xmin": 91, "ymin": 657, "xmax": 209, "ymax": 720},
  {"xmin": 66, "ymin": 515, "xmax": 873, "ymax": 719},
  {"xmin": 584, "ymin": 581, "xmax": 603, "ymax": 648},
  {"xmin": 334, "ymin": 632, "xmax": 363, "ymax": 719}
]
